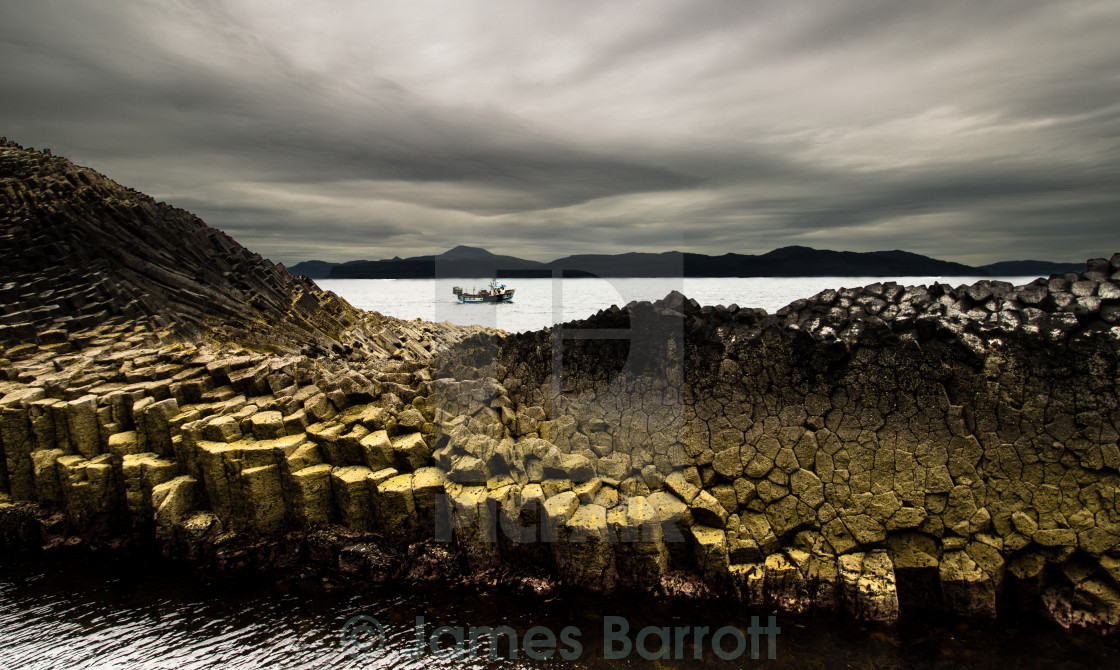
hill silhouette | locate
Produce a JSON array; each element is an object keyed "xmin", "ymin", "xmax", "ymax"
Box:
[{"xmin": 310, "ymin": 245, "xmax": 990, "ymax": 278}]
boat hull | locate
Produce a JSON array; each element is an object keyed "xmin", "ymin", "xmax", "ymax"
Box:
[{"xmin": 457, "ymin": 290, "xmax": 515, "ymax": 303}]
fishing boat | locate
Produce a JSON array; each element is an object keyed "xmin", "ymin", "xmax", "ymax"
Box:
[{"xmin": 453, "ymin": 279, "xmax": 515, "ymax": 303}]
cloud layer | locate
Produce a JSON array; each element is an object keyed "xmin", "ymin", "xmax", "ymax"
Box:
[{"xmin": 3, "ymin": 0, "xmax": 1118, "ymax": 265}]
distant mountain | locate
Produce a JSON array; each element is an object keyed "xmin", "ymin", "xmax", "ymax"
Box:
[
  {"xmin": 544, "ymin": 252, "xmax": 684, "ymax": 277},
  {"xmin": 327, "ymin": 246, "xmax": 544, "ymax": 279},
  {"xmin": 439, "ymin": 245, "xmax": 547, "ymax": 270},
  {"xmin": 305, "ymin": 245, "xmax": 1086, "ymax": 279},
  {"xmin": 438, "ymin": 245, "xmax": 496, "ymax": 260},
  {"xmin": 539, "ymin": 247, "xmax": 981, "ymax": 278},
  {"xmin": 288, "ymin": 260, "xmax": 337, "ymax": 278},
  {"xmin": 319, "ymin": 245, "xmax": 985, "ymax": 278},
  {"xmin": 980, "ymin": 260, "xmax": 1085, "ymax": 275}
]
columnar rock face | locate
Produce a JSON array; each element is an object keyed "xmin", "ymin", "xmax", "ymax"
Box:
[
  {"xmin": 3, "ymin": 140, "xmax": 1120, "ymax": 635},
  {"xmin": 1, "ymin": 138, "xmax": 417, "ymax": 356},
  {"xmin": 434, "ymin": 258, "xmax": 1120, "ymax": 630}
]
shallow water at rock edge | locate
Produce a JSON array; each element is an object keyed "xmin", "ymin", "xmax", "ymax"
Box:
[{"xmin": 1, "ymin": 557, "xmax": 1118, "ymax": 669}]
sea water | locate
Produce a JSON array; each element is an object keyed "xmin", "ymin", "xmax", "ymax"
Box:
[
  {"xmin": 2, "ymin": 557, "xmax": 1118, "ymax": 669},
  {"xmin": 317, "ymin": 276, "xmax": 1043, "ymax": 332}
]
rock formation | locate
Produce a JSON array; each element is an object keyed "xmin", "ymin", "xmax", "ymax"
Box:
[
  {"xmin": 2, "ymin": 139, "xmax": 1120, "ymax": 634},
  {"xmin": 2, "ymin": 137, "xmax": 396, "ymax": 355},
  {"xmin": 432, "ymin": 263, "xmax": 1120, "ymax": 630}
]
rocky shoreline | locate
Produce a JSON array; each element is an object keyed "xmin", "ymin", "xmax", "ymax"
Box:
[{"xmin": 3, "ymin": 140, "xmax": 1120, "ymax": 635}]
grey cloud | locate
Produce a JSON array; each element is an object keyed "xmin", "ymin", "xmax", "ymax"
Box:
[
  {"xmin": 2, "ymin": 1, "xmax": 698, "ymax": 206},
  {"xmin": 2, "ymin": 0, "xmax": 1118, "ymax": 265}
]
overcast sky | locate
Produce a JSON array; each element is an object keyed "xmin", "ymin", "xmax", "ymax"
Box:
[{"xmin": 3, "ymin": 0, "xmax": 1118, "ymax": 265}]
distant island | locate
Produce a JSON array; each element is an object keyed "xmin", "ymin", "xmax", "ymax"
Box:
[{"xmin": 288, "ymin": 245, "xmax": 1085, "ymax": 279}]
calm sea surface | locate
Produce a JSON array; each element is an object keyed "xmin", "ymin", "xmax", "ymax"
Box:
[
  {"xmin": 2, "ymin": 557, "xmax": 1118, "ymax": 669},
  {"xmin": 317, "ymin": 276, "xmax": 1043, "ymax": 332}
]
